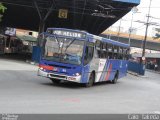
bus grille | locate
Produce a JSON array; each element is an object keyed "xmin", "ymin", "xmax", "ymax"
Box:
[{"xmin": 49, "ymin": 74, "xmax": 67, "ymax": 79}]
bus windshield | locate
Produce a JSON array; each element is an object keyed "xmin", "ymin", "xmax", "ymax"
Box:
[{"xmin": 43, "ymin": 36, "xmax": 85, "ymax": 65}]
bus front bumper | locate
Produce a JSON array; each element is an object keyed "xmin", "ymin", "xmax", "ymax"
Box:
[{"xmin": 38, "ymin": 69, "xmax": 81, "ymax": 83}]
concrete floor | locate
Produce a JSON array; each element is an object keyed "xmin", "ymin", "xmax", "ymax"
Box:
[{"xmin": 0, "ymin": 57, "xmax": 160, "ymax": 114}]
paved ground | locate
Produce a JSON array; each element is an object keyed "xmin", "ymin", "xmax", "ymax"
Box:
[{"xmin": 0, "ymin": 56, "xmax": 160, "ymax": 114}]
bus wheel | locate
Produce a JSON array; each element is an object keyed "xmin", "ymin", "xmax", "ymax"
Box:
[
  {"xmin": 50, "ymin": 78, "xmax": 61, "ymax": 84},
  {"xmin": 112, "ymin": 73, "xmax": 118, "ymax": 84},
  {"xmin": 85, "ymin": 73, "xmax": 95, "ymax": 87}
]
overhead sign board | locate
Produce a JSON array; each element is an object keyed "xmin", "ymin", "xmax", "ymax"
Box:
[
  {"xmin": 47, "ymin": 29, "xmax": 86, "ymax": 39},
  {"xmin": 58, "ymin": 9, "xmax": 68, "ymax": 19},
  {"xmin": 5, "ymin": 27, "xmax": 16, "ymax": 36}
]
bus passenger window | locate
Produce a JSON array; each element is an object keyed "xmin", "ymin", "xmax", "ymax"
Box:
[
  {"xmin": 113, "ymin": 46, "xmax": 119, "ymax": 59},
  {"xmin": 123, "ymin": 48, "xmax": 127, "ymax": 60},
  {"xmin": 95, "ymin": 41, "xmax": 101, "ymax": 58},
  {"xmin": 97, "ymin": 50, "xmax": 101, "ymax": 58},
  {"xmin": 107, "ymin": 44, "xmax": 113, "ymax": 59},
  {"xmin": 125, "ymin": 48, "xmax": 130, "ymax": 60},
  {"xmin": 118, "ymin": 47, "xmax": 123, "ymax": 59},
  {"xmin": 101, "ymin": 43, "xmax": 107, "ymax": 58}
]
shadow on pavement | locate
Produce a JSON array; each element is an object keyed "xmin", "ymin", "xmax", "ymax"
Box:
[{"xmin": 40, "ymin": 80, "xmax": 113, "ymax": 89}]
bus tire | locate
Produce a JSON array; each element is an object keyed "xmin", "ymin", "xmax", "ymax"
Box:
[
  {"xmin": 85, "ymin": 72, "xmax": 95, "ymax": 87},
  {"xmin": 112, "ymin": 72, "xmax": 118, "ymax": 84},
  {"xmin": 50, "ymin": 78, "xmax": 61, "ymax": 84}
]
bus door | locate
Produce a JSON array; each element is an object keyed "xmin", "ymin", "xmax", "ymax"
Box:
[{"xmin": 83, "ymin": 42, "xmax": 94, "ymax": 83}]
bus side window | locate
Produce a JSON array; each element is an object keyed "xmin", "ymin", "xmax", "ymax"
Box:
[
  {"xmin": 95, "ymin": 41, "xmax": 101, "ymax": 58},
  {"xmin": 125, "ymin": 48, "xmax": 130, "ymax": 60},
  {"xmin": 84, "ymin": 44, "xmax": 94, "ymax": 65},
  {"xmin": 107, "ymin": 44, "xmax": 113, "ymax": 59},
  {"xmin": 113, "ymin": 45, "xmax": 119, "ymax": 59},
  {"xmin": 118, "ymin": 47, "xmax": 123, "ymax": 59},
  {"xmin": 101, "ymin": 43, "xmax": 107, "ymax": 58},
  {"xmin": 123, "ymin": 48, "xmax": 128, "ymax": 60},
  {"xmin": 95, "ymin": 41, "xmax": 107, "ymax": 59}
]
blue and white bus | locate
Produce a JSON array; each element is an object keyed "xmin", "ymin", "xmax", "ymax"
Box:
[{"xmin": 38, "ymin": 28, "xmax": 130, "ymax": 87}]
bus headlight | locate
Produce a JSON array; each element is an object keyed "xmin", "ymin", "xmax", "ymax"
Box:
[
  {"xmin": 76, "ymin": 73, "xmax": 80, "ymax": 76},
  {"xmin": 40, "ymin": 67, "xmax": 43, "ymax": 70}
]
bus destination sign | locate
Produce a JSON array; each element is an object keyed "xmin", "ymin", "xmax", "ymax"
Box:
[{"xmin": 47, "ymin": 29, "xmax": 86, "ymax": 39}]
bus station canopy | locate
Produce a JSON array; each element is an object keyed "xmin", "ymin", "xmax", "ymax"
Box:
[
  {"xmin": 1, "ymin": 0, "xmax": 140, "ymax": 35},
  {"xmin": 16, "ymin": 35, "xmax": 37, "ymax": 42}
]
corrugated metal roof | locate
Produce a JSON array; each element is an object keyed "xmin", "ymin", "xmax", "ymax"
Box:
[
  {"xmin": 1, "ymin": 0, "xmax": 140, "ymax": 35},
  {"xmin": 113, "ymin": 0, "xmax": 140, "ymax": 4}
]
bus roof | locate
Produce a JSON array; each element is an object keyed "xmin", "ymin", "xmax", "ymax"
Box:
[
  {"xmin": 46, "ymin": 28, "xmax": 130, "ymax": 48},
  {"xmin": 90, "ymin": 34, "xmax": 130, "ymax": 48}
]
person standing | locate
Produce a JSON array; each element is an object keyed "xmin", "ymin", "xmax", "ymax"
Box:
[{"xmin": 155, "ymin": 63, "xmax": 158, "ymax": 71}]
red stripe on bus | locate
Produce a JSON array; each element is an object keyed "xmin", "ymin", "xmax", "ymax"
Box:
[
  {"xmin": 39, "ymin": 64, "xmax": 53, "ymax": 71},
  {"xmin": 105, "ymin": 64, "xmax": 112, "ymax": 81}
]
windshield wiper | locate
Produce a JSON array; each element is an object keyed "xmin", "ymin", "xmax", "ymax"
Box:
[{"xmin": 64, "ymin": 38, "xmax": 76, "ymax": 52}]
